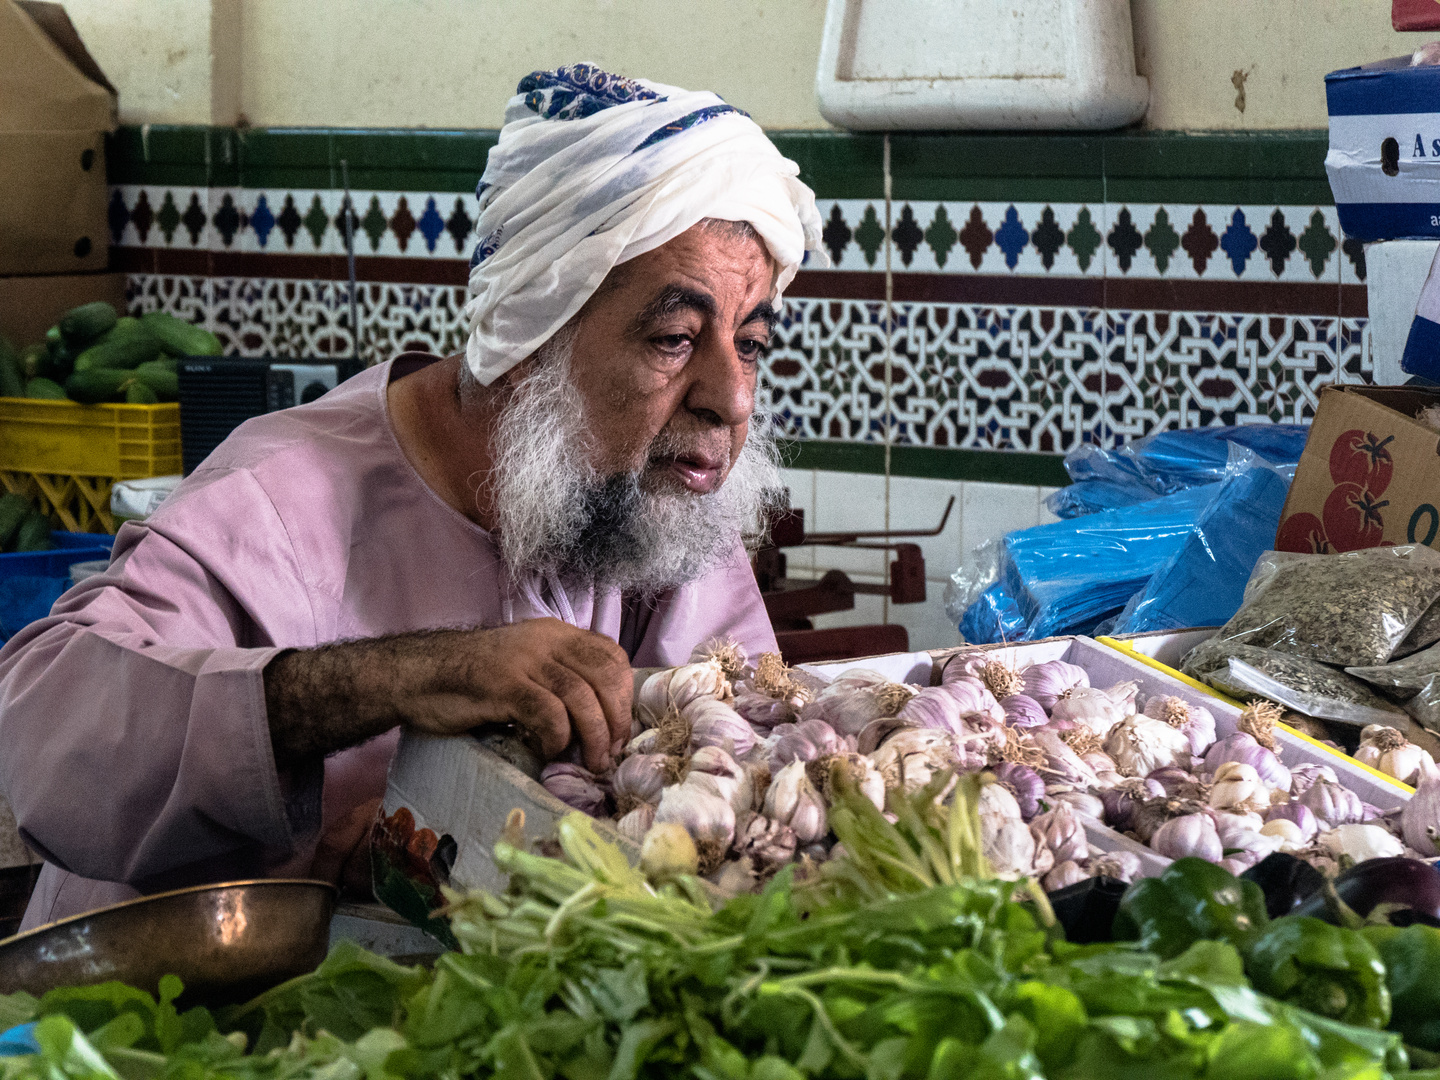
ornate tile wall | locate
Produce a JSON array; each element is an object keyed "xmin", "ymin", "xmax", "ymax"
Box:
[{"xmin": 104, "ymin": 127, "xmax": 1372, "ymax": 480}]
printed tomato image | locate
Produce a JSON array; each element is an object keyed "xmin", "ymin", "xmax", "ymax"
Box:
[
  {"xmin": 1321, "ymin": 481, "xmax": 1389, "ymax": 552},
  {"xmin": 1275, "ymin": 511, "xmax": 1330, "ymax": 553},
  {"xmin": 1328, "ymin": 429, "xmax": 1396, "ymax": 496}
]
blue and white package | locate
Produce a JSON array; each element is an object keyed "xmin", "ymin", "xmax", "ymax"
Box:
[
  {"xmin": 1403, "ymin": 241, "xmax": 1440, "ymax": 379},
  {"xmin": 1325, "ymin": 56, "xmax": 1440, "ymax": 242}
]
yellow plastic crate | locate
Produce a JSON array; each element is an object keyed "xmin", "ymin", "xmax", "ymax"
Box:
[
  {"xmin": 0, "ymin": 398, "xmax": 180, "ymax": 479},
  {"xmin": 0, "ymin": 470, "xmax": 120, "ymax": 534}
]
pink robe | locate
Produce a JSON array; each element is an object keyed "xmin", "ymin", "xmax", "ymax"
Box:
[{"xmin": 0, "ymin": 355, "xmax": 777, "ymax": 928}]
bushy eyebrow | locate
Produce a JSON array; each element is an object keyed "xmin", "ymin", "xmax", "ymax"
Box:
[{"xmin": 629, "ymin": 285, "xmax": 778, "ymax": 336}]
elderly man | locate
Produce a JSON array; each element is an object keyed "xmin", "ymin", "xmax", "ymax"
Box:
[{"xmin": 0, "ymin": 65, "xmax": 823, "ymax": 928}]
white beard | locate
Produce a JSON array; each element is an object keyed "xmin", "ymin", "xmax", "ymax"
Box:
[{"xmin": 483, "ymin": 331, "xmax": 783, "ymax": 595}]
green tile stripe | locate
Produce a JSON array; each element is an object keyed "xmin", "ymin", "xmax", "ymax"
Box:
[
  {"xmin": 779, "ymin": 439, "xmax": 1070, "ymax": 487},
  {"xmin": 108, "ymin": 126, "xmax": 1333, "ymax": 207}
]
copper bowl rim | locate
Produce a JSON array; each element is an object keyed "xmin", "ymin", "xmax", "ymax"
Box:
[{"xmin": 0, "ymin": 878, "xmax": 338, "ymax": 945}]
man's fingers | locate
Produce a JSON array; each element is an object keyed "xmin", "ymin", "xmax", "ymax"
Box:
[
  {"xmin": 512, "ymin": 684, "xmax": 572, "ymax": 761},
  {"xmin": 541, "ymin": 661, "xmax": 614, "ymax": 772},
  {"xmin": 561, "ymin": 633, "xmax": 634, "ymax": 749}
]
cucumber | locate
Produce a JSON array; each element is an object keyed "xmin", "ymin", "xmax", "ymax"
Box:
[
  {"xmin": 0, "ymin": 493, "xmax": 30, "ymax": 549},
  {"xmin": 47, "ymin": 337, "xmax": 77, "ymax": 380},
  {"xmin": 0, "ymin": 337, "xmax": 21, "ymax": 398},
  {"xmin": 132, "ymin": 360, "xmax": 179, "ymax": 400},
  {"xmin": 65, "ymin": 368, "xmax": 134, "ymax": 404},
  {"xmin": 18, "ymin": 343, "xmax": 48, "ymax": 381},
  {"xmin": 14, "ymin": 510, "xmax": 53, "ymax": 553},
  {"xmin": 59, "ymin": 301, "xmax": 118, "ymax": 345},
  {"xmin": 45, "ymin": 326, "xmax": 60, "ymax": 346},
  {"xmin": 25, "ymin": 378, "xmax": 67, "ymax": 400},
  {"xmin": 140, "ymin": 311, "xmax": 221, "ymax": 357},
  {"xmin": 125, "ymin": 381, "xmax": 158, "ymax": 404},
  {"xmin": 73, "ymin": 328, "xmax": 162, "ymax": 372}
]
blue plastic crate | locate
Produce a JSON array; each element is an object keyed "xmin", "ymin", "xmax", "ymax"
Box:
[{"xmin": 0, "ymin": 532, "xmax": 114, "ymax": 640}]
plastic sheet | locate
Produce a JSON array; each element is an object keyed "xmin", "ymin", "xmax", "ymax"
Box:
[
  {"xmin": 959, "ymin": 580, "xmax": 1028, "ymax": 644},
  {"xmin": 1047, "ymin": 425, "xmax": 1307, "ymax": 519},
  {"xmin": 1105, "ymin": 457, "xmax": 1292, "ymax": 635}
]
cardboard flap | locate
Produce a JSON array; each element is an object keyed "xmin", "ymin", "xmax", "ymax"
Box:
[{"xmin": 0, "ymin": 0, "xmax": 116, "ymax": 133}]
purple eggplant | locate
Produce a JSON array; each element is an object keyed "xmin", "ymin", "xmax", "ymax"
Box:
[
  {"xmin": 1240, "ymin": 853, "xmax": 1326, "ymax": 919},
  {"xmin": 1292, "ymin": 856, "xmax": 1440, "ymax": 923}
]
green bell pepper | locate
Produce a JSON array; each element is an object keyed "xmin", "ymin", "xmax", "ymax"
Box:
[
  {"xmin": 1246, "ymin": 916, "xmax": 1390, "ymax": 1029},
  {"xmin": 1363, "ymin": 923, "xmax": 1440, "ymax": 1050},
  {"xmin": 1111, "ymin": 857, "xmax": 1269, "ymax": 959}
]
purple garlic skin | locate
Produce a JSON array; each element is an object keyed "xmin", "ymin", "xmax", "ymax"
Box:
[
  {"xmin": 1265, "ymin": 801, "xmax": 1319, "ymax": 842},
  {"xmin": 1000, "ymin": 693, "xmax": 1048, "ymax": 729},
  {"xmin": 1289, "ymin": 763, "xmax": 1338, "ymax": 797},
  {"xmin": 1021, "ymin": 660, "xmax": 1089, "ymax": 711},
  {"xmin": 613, "ymin": 754, "xmax": 670, "ymax": 807},
  {"xmin": 1151, "ymin": 812, "xmax": 1222, "ymax": 863},
  {"xmin": 732, "ymin": 686, "xmax": 797, "ymax": 729},
  {"xmin": 1043, "ymin": 860, "xmax": 1089, "ymax": 892},
  {"xmin": 1146, "ymin": 766, "xmax": 1199, "ymax": 798},
  {"xmin": 1202, "ymin": 732, "xmax": 1290, "ymax": 792},
  {"xmin": 991, "ymin": 761, "xmax": 1045, "ymax": 820},
  {"xmin": 768, "ymin": 718, "xmax": 844, "ymax": 770},
  {"xmin": 1299, "ymin": 778, "xmax": 1366, "ymax": 828},
  {"xmin": 1030, "ymin": 803, "xmax": 1088, "ymax": 864},
  {"xmin": 1100, "ymin": 778, "xmax": 1164, "ymax": 832},
  {"xmin": 686, "ymin": 699, "xmax": 759, "ymax": 758},
  {"xmin": 541, "ymin": 762, "xmax": 609, "ymax": 817}
]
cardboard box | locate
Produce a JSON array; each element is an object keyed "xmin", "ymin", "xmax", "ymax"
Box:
[
  {"xmin": 0, "ymin": 271, "xmax": 125, "ymax": 350},
  {"xmin": 1276, "ymin": 385, "xmax": 1440, "ymax": 554},
  {"xmin": 1325, "ymin": 57, "xmax": 1440, "ymax": 242},
  {"xmin": 0, "ymin": 1, "xmax": 117, "ymax": 275}
]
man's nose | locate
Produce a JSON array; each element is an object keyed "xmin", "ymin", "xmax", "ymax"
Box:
[{"xmin": 684, "ymin": 333, "xmax": 755, "ymax": 428}]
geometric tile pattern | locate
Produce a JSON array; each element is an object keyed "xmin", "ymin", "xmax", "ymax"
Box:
[
  {"xmin": 129, "ymin": 273, "xmax": 1372, "ymax": 455},
  {"xmin": 107, "ymin": 187, "xmax": 1368, "ymax": 285}
]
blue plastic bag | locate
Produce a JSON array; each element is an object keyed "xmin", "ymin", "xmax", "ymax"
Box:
[
  {"xmin": 1107, "ymin": 459, "xmax": 1291, "ymax": 635},
  {"xmin": 960, "ymin": 580, "xmax": 1028, "ymax": 644},
  {"xmin": 1048, "ymin": 425, "xmax": 1308, "ymax": 519}
]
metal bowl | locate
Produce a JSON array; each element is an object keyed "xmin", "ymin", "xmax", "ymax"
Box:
[{"xmin": 0, "ymin": 879, "xmax": 336, "ymax": 1005}]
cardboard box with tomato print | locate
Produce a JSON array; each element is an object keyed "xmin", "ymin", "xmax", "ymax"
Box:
[{"xmin": 1276, "ymin": 386, "xmax": 1440, "ymax": 554}]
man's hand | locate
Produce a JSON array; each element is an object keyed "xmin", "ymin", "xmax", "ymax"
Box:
[{"xmin": 263, "ymin": 620, "xmax": 633, "ymax": 772}]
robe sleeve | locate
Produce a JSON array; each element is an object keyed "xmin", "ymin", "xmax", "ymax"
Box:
[{"xmin": 0, "ymin": 467, "xmax": 319, "ymax": 885}]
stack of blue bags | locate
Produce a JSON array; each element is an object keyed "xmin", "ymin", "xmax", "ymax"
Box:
[{"xmin": 959, "ymin": 425, "xmax": 1308, "ymax": 644}]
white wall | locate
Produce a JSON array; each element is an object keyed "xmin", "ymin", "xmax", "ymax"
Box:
[
  {"xmin": 62, "ymin": 0, "xmax": 1440, "ymax": 131},
  {"xmin": 777, "ymin": 469, "xmax": 1059, "ymax": 651}
]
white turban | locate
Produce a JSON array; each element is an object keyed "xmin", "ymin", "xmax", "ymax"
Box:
[{"xmin": 462, "ymin": 64, "xmax": 827, "ymax": 385}]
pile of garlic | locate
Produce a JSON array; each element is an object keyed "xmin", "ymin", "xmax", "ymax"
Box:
[{"xmin": 537, "ymin": 641, "xmax": 1430, "ymax": 890}]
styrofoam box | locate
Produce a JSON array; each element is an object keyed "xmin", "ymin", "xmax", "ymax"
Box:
[
  {"xmin": 814, "ymin": 636, "xmax": 1414, "ymax": 880},
  {"xmin": 383, "ymin": 636, "xmax": 1412, "ymax": 894}
]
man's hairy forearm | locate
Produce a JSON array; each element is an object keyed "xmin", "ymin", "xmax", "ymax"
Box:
[{"xmin": 263, "ymin": 629, "xmax": 472, "ymax": 765}]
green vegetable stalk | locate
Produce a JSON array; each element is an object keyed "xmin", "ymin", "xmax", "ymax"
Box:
[
  {"xmin": 1247, "ymin": 916, "xmax": 1391, "ymax": 1029},
  {"xmin": 1112, "ymin": 856, "xmax": 1270, "ymax": 959}
]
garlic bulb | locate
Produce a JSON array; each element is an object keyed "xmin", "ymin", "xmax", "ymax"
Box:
[
  {"xmin": 899, "ymin": 685, "xmax": 974, "ymax": 735},
  {"xmin": 768, "ymin": 718, "xmax": 845, "ymax": 770},
  {"xmin": 1208, "ymin": 761, "xmax": 1271, "ymax": 815},
  {"xmin": 1354, "ymin": 726, "xmax": 1434, "ymax": 785},
  {"xmin": 655, "ymin": 781, "xmax": 736, "ymax": 871},
  {"xmin": 1050, "ymin": 685, "xmax": 1131, "ymax": 737},
  {"xmin": 1264, "ymin": 801, "xmax": 1319, "ymax": 843},
  {"xmin": 1402, "ymin": 774, "xmax": 1440, "ymax": 856},
  {"xmin": 948, "ymin": 650, "xmax": 1028, "ymax": 700},
  {"xmin": 1020, "ymin": 660, "xmax": 1089, "ymax": 710},
  {"xmin": 733, "ymin": 811, "xmax": 798, "ymax": 868},
  {"xmin": 829, "ymin": 752, "xmax": 887, "ymax": 811},
  {"xmin": 1046, "ymin": 787, "xmax": 1106, "ymax": 822},
  {"xmin": 1031, "ymin": 728, "xmax": 1100, "ymax": 788},
  {"xmin": 1151, "ymin": 812, "xmax": 1222, "ymax": 862},
  {"xmin": 1289, "ymin": 762, "xmax": 1338, "ymax": 797},
  {"xmin": 868, "ymin": 728, "xmax": 958, "ymax": 793},
  {"xmin": 999, "ymin": 693, "xmax": 1049, "ymax": 729},
  {"xmin": 541, "ymin": 763, "xmax": 609, "ymax": 817},
  {"xmin": 689, "ymin": 637, "xmax": 748, "ymax": 680},
  {"xmin": 1030, "ymin": 803, "xmax": 1088, "ymax": 863},
  {"xmin": 985, "ymin": 819, "xmax": 1039, "ymax": 879},
  {"xmin": 687, "ymin": 746, "xmax": 754, "ymax": 816},
  {"xmin": 1320, "ymin": 823, "xmax": 1405, "ymax": 863},
  {"xmin": 803, "ymin": 669, "xmax": 914, "ymax": 736},
  {"xmin": 763, "ymin": 759, "xmax": 828, "ymax": 844},
  {"xmin": 1298, "ymin": 778, "xmax": 1365, "ymax": 828},
  {"xmin": 1202, "ymin": 733, "xmax": 1290, "ymax": 793},
  {"xmin": 732, "ymin": 686, "xmax": 798, "ymax": 729},
  {"xmin": 616, "ymin": 803, "xmax": 656, "ymax": 843},
  {"xmin": 613, "ymin": 753, "xmax": 672, "ymax": 810},
  {"xmin": 979, "ymin": 782, "xmax": 1024, "ymax": 829},
  {"xmin": 625, "ymin": 728, "xmax": 661, "ymax": 756},
  {"xmin": 1143, "ymin": 695, "xmax": 1217, "ymax": 756},
  {"xmin": 1259, "ymin": 818, "xmax": 1307, "ymax": 853},
  {"xmin": 1089, "ymin": 850, "xmax": 1143, "ymax": 883},
  {"xmin": 1147, "ymin": 765, "xmax": 1202, "ymax": 799},
  {"xmin": 639, "ymin": 822, "xmax": 700, "ymax": 880},
  {"xmin": 1043, "ymin": 860, "xmax": 1089, "ymax": 892},
  {"xmin": 1100, "ymin": 777, "xmax": 1164, "ymax": 832},
  {"xmin": 991, "ymin": 761, "xmax": 1045, "ymax": 820},
  {"xmin": 637, "ymin": 659, "xmax": 729, "ymax": 726},
  {"xmin": 684, "ymin": 698, "xmax": 758, "ymax": 758},
  {"xmin": 1104, "ymin": 714, "xmax": 1194, "ymax": 777}
]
